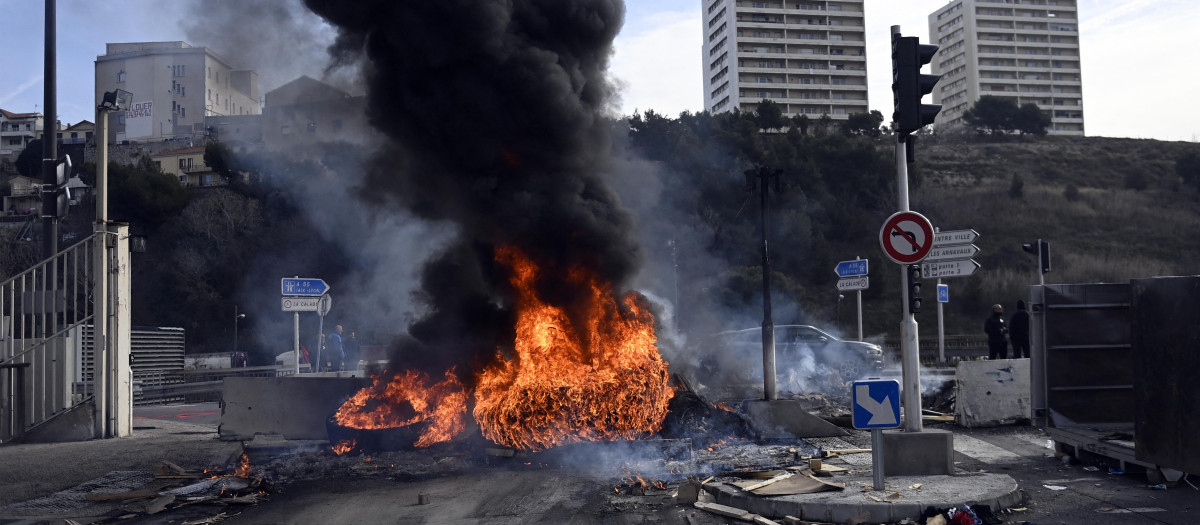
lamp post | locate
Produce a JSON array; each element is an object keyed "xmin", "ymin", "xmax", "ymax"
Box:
[
  {"xmin": 93, "ymin": 88, "xmax": 131, "ymax": 439},
  {"xmin": 234, "ymin": 306, "xmax": 246, "ymax": 355}
]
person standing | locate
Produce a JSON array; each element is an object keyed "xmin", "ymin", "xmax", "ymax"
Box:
[
  {"xmin": 984, "ymin": 304, "xmax": 1009, "ymax": 360},
  {"xmin": 343, "ymin": 329, "xmax": 361, "ymax": 371},
  {"xmin": 1009, "ymin": 300, "xmax": 1031, "ymax": 359},
  {"xmin": 325, "ymin": 325, "xmax": 345, "ymax": 372}
]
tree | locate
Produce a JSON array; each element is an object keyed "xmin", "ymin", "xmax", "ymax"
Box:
[
  {"xmin": 841, "ymin": 110, "xmax": 884, "ymax": 138},
  {"xmin": 107, "ymin": 156, "xmax": 190, "ymax": 231},
  {"xmin": 962, "ymin": 96, "xmax": 1017, "ymax": 135},
  {"xmin": 754, "ymin": 100, "xmax": 787, "ymax": 131},
  {"xmin": 791, "ymin": 114, "xmax": 810, "ymax": 136},
  {"xmin": 1014, "ymin": 103, "xmax": 1050, "ymax": 136},
  {"xmin": 15, "ymin": 139, "xmax": 43, "ymax": 178},
  {"xmin": 1176, "ymin": 152, "xmax": 1200, "ymax": 188}
]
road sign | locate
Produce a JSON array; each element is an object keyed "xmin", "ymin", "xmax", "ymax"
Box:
[
  {"xmin": 282, "ymin": 296, "xmax": 320, "ymax": 312},
  {"xmin": 932, "ymin": 229, "xmax": 979, "ymax": 246},
  {"xmin": 879, "ymin": 211, "xmax": 935, "ymax": 264},
  {"xmin": 835, "ymin": 259, "xmax": 869, "ymax": 278},
  {"xmin": 852, "ymin": 379, "xmax": 901, "ymax": 429},
  {"xmin": 317, "ymin": 294, "xmax": 332, "ymax": 317},
  {"xmin": 921, "ymin": 259, "xmax": 981, "ymax": 279},
  {"xmin": 937, "ymin": 284, "xmax": 949, "ymax": 303},
  {"xmin": 926, "ymin": 244, "xmax": 979, "ymax": 262},
  {"xmin": 281, "ymin": 278, "xmax": 330, "ymax": 296},
  {"xmin": 837, "ymin": 276, "xmax": 869, "ymax": 291}
]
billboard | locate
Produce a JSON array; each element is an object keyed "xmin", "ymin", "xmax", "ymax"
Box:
[{"xmin": 124, "ymin": 101, "xmax": 153, "ymax": 139}]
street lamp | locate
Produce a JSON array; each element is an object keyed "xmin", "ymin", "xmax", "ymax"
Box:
[{"xmin": 234, "ymin": 306, "xmax": 246, "ymax": 355}]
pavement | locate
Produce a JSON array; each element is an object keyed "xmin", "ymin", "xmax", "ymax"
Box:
[{"xmin": 0, "ymin": 402, "xmax": 1031, "ymax": 525}]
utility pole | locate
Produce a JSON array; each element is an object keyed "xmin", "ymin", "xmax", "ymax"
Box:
[
  {"xmin": 40, "ymin": 0, "xmax": 58, "ymax": 260},
  {"xmin": 746, "ymin": 166, "xmax": 782, "ymax": 401}
]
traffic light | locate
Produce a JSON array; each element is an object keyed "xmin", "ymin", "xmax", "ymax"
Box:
[
  {"xmin": 40, "ymin": 155, "xmax": 72, "ymax": 218},
  {"xmin": 906, "ymin": 264, "xmax": 923, "ymax": 315},
  {"xmin": 1022, "ymin": 239, "xmax": 1051, "ymax": 274},
  {"xmin": 892, "ymin": 33, "xmax": 942, "ymax": 136}
]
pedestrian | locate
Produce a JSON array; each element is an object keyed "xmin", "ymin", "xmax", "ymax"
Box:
[
  {"xmin": 344, "ymin": 329, "xmax": 361, "ymax": 371},
  {"xmin": 325, "ymin": 325, "xmax": 345, "ymax": 372},
  {"xmin": 984, "ymin": 303, "xmax": 1009, "ymax": 360},
  {"xmin": 1009, "ymin": 299, "xmax": 1030, "ymax": 359}
]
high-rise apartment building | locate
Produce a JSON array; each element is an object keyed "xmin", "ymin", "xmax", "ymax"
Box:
[
  {"xmin": 928, "ymin": 0, "xmax": 1084, "ymax": 135},
  {"xmin": 95, "ymin": 42, "xmax": 261, "ymax": 143},
  {"xmin": 702, "ymin": 0, "xmax": 868, "ymax": 120}
]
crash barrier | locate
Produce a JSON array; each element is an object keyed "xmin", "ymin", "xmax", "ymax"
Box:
[{"xmin": 879, "ymin": 334, "xmax": 988, "ymax": 361}]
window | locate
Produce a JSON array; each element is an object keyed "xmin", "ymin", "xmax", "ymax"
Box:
[
  {"xmin": 179, "ymin": 175, "xmax": 187, "ymax": 183},
  {"xmin": 179, "ymin": 159, "xmax": 188, "ymax": 170},
  {"xmin": 180, "ymin": 107, "xmax": 186, "ymax": 117},
  {"xmin": 118, "ymin": 70, "xmax": 125, "ymax": 82},
  {"xmin": 181, "ymin": 86, "xmax": 186, "ymax": 97},
  {"xmin": 118, "ymin": 114, "xmax": 125, "ymax": 125}
]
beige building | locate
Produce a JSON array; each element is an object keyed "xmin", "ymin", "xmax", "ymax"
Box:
[
  {"xmin": 1, "ymin": 109, "xmax": 44, "ymax": 156},
  {"xmin": 152, "ymin": 146, "xmax": 221, "ymax": 187},
  {"xmin": 701, "ymin": 0, "xmax": 868, "ymax": 119},
  {"xmin": 95, "ymin": 42, "xmax": 260, "ymax": 143},
  {"xmin": 928, "ymin": 0, "xmax": 1084, "ymax": 135}
]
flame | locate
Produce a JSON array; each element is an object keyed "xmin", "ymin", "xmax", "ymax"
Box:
[
  {"xmin": 472, "ymin": 246, "xmax": 674, "ymax": 451},
  {"xmin": 332, "ymin": 439, "xmax": 357, "ymax": 455},
  {"xmin": 334, "ymin": 369, "xmax": 469, "ymax": 447},
  {"xmin": 235, "ymin": 454, "xmax": 252, "ymax": 478}
]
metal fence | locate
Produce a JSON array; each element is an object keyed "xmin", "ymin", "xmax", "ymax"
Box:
[{"xmin": 0, "ymin": 235, "xmax": 99, "ymax": 442}]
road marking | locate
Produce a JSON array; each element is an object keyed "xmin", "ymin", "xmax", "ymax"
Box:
[
  {"xmin": 1097, "ymin": 507, "xmax": 1167, "ymax": 514},
  {"xmin": 953, "ymin": 434, "xmax": 1023, "ymax": 464}
]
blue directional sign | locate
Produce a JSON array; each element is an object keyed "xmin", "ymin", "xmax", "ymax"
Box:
[
  {"xmin": 835, "ymin": 259, "xmax": 869, "ymax": 278},
  {"xmin": 281, "ymin": 278, "xmax": 330, "ymax": 297},
  {"xmin": 852, "ymin": 379, "xmax": 901, "ymax": 429},
  {"xmin": 937, "ymin": 284, "xmax": 949, "ymax": 303}
]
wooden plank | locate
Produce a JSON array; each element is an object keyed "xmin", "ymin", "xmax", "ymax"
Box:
[
  {"xmin": 694, "ymin": 501, "xmax": 754, "ymax": 521},
  {"xmin": 743, "ymin": 472, "xmax": 794, "ymax": 492}
]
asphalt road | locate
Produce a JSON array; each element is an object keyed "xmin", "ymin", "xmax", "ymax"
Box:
[{"xmin": 134, "ymin": 402, "xmax": 221, "ymax": 426}]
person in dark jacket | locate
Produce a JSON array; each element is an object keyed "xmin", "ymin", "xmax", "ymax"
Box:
[
  {"xmin": 984, "ymin": 304, "xmax": 1009, "ymax": 359},
  {"xmin": 1009, "ymin": 300, "xmax": 1031, "ymax": 359}
]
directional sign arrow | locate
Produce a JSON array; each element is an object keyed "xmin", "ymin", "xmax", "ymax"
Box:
[
  {"xmin": 925, "ymin": 244, "xmax": 980, "ymax": 262},
  {"xmin": 837, "ymin": 276, "xmax": 869, "ymax": 291},
  {"xmin": 921, "ymin": 259, "xmax": 981, "ymax": 279},
  {"xmin": 835, "ymin": 259, "xmax": 869, "ymax": 278},
  {"xmin": 932, "ymin": 229, "xmax": 979, "ymax": 246},
  {"xmin": 281, "ymin": 278, "xmax": 330, "ymax": 297},
  {"xmin": 855, "ymin": 383, "xmax": 898, "ymax": 426}
]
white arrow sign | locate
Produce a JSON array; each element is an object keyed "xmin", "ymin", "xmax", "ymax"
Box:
[
  {"xmin": 837, "ymin": 276, "xmax": 869, "ymax": 291},
  {"xmin": 855, "ymin": 384, "xmax": 897, "ymax": 426},
  {"xmin": 925, "ymin": 244, "xmax": 980, "ymax": 262},
  {"xmin": 921, "ymin": 259, "xmax": 981, "ymax": 278},
  {"xmin": 282, "ymin": 297, "xmax": 320, "ymax": 312},
  {"xmin": 932, "ymin": 229, "xmax": 979, "ymax": 246}
]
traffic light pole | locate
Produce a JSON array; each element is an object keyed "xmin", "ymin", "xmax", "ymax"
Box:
[{"xmin": 896, "ymin": 131, "xmax": 923, "ymax": 433}]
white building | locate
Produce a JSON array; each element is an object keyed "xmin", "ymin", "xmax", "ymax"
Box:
[
  {"xmin": 928, "ymin": 0, "xmax": 1084, "ymax": 135},
  {"xmin": 0, "ymin": 109, "xmax": 43, "ymax": 156},
  {"xmin": 701, "ymin": 0, "xmax": 868, "ymax": 120},
  {"xmin": 94, "ymin": 42, "xmax": 261, "ymax": 143}
]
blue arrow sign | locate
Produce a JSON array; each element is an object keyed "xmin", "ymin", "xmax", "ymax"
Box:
[
  {"xmin": 852, "ymin": 379, "xmax": 901, "ymax": 429},
  {"xmin": 281, "ymin": 278, "xmax": 330, "ymax": 297},
  {"xmin": 835, "ymin": 259, "xmax": 869, "ymax": 278},
  {"xmin": 937, "ymin": 284, "xmax": 949, "ymax": 303}
]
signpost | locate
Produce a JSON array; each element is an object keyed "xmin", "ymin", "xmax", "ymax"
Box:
[
  {"xmin": 834, "ymin": 257, "xmax": 869, "ymax": 340},
  {"xmin": 282, "ymin": 277, "xmax": 332, "ymax": 373},
  {"xmin": 925, "ymin": 244, "xmax": 979, "ymax": 262},
  {"xmin": 879, "ymin": 211, "xmax": 934, "ymax": 265},
  {"xmin": 853, "ymin": 379, "xmax": 902, "ymax": 490},
  {"xmin": 921, "ymin": 259, "xmax": 981, "ymax": 279},
  {"xmin": 937, "ymin": 283, "xmax": 949, "ymax": 362},
  {"xmin": 281, "ymin": 278, "xmax": 330, "ymax": 297},
  {"xmin": 932, "ymin": 229, "xmax": 978, "ymax": 246}
]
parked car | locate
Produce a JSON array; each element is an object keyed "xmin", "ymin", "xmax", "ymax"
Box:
[{"xmin": 703, "ymin": 324, "xmax": 884, "ymax": 382}]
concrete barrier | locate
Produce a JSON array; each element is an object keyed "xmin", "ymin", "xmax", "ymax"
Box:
[
  {"xmin": 219, "ymin": 375, "xmax": 369, "ymax": 441},
  {"xmin": 955, "ymin": 359, "xmax": 1031, "ymax": 427}
]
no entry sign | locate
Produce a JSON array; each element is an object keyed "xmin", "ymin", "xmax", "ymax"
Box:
[{"xmin": 879, "ymin": 211, "xmax": 934, "ymax": 264}]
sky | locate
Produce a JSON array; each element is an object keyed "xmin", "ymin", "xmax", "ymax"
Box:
[{"xmin": 1, "ymin": 0, "xmax": 1197, "ymax": 142}]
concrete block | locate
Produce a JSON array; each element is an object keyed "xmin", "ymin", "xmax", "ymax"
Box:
[
  {"xmin": 742, "ymin": 399, "xmax": 847, "ymax": 439},
  {"xmin": 20, "ymin": 398, "xmax": 95, "ymax": 443},
  {"xmin": 829, "ymin": 502, "xmax": 864, "ymax": 524},
  {"xmin": 799, "ymin": 500, "xmax": 831, "ymax": 522},
  {"xmin": 882, "ymin": 429, "xmax": 954, "ymax": 476},
  {"xmin": 955, "ymin": 359, "xmax": 1031, "ymax": 427},
  {"xmin": 860, "ymin": 502, "xmax": 892, "ymax": 523},
  {"xmin": 888, "ymin": 501, "xmax": 923, "ymax": 522},
  {"xmin": 219, "ymin": 376, "xmax": 369, "ymax": 441}
]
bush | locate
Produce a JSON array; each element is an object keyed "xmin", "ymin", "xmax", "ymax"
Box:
[{"xmin": 1064, "ymin": 183, "xmax": 1081, "ymax": 202}]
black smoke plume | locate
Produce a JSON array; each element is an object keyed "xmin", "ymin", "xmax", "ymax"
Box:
[{"xmin": 302, "ymin": 0, "xmax": 640, "ymax": 375}]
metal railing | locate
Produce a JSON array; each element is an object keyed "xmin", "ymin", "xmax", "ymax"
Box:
[{"xmin": 0, "ymin": 234, "xmax": 99, "ymax": 442}]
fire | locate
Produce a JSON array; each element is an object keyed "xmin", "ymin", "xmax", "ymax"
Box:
[
  {"xmin": 472, "ymin": 246, "xmax": 674, "ymax": 451},
  {"xmin": 332, "ymin": 439, "xmax": 357, "ymax": 455},
  {"xmin": 333, "ymin": 369, "xmax": 469, "ymax": 447},
  {"xmin": 235, "ymin": 454, "xmax": 252, "ymax": 478}
]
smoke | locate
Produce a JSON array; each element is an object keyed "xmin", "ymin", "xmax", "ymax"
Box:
[
  {"xmin": 180, "ymin": 0, "xmax": 357, "ymax": 95},
  {"xmin": 298, "ymin": 0, "xmax": 640, "ymax": 374}
]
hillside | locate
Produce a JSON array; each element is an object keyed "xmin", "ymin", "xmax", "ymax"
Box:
[{"xmin": 878, "ymin": 134, "xmax": 1200, "ymax": 335}]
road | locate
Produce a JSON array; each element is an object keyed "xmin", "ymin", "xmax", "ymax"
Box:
[{"xmin": 134, "ymin": 402, "xmax": 221, "ymax": 426}]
